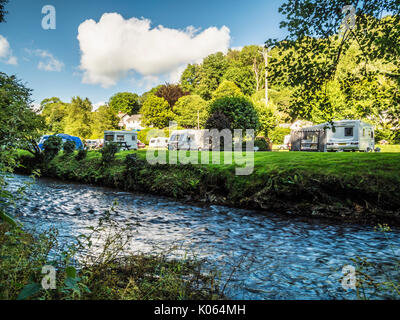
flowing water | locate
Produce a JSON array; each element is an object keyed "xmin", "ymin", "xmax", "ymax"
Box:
[{"xmin": 6, "ymin": 174, "xmax": 400, "ymax": 300}]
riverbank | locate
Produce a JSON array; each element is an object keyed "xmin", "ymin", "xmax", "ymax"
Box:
[{"xmin": 16, "ymin": 150, "xmax": 400, "ymax": 225}]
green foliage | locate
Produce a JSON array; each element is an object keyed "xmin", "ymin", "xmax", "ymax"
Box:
[
  {"xmin": 212, "ymin": 80, "xmax": 243, "ymax": 100},
  {"xmin": 197, "ymin": 52, "xmax": 229, "ymax": 100},
  {"xmin": 100, "ymin": 143, "xmax": 120, "ymax": 165},
  {"xmin": 223, "ymin": 66, "xmax": 256, "ymax": 96},
  {"xmin": 180, "ymin": 64, "xmax": 201, "ymax": 93},
  {"xmin": 174, "ymin": 95, "xmax": 208, "ymax": 129},
  {"xmin": 140, "ymin": 95, "xmax": 175, "ymax": 129},
  {"xmin": 40, "ymin": 97, "xmax": 68, "ymax": 133},
  {"xmin": 75, "ymin": 148, "xmax": 87, "ymax": 161},
  {"xmin": 64, "ymin": 97, "xmax": 93, "ymax": 139},
  {"xmin": 208, "ymin": 96, "xmax": 259, "ymax": 131},
  {"xmin": 109, "ymin": 92, "xmax": 140, "ymax": 115},
  {"xmin": 90, "ymin": 105, "xmax": 119, "ymax": 139},
  {"xmin": 137, "ymin": 128, "xmax": 169, "ymax": 145},
  {"xmin": 63, "ymin": 141, "xmax": 75, "ymax": 155},
  {"xmin": 155, "ymin": 83, "xmax": 189, "ymax": 109},
  {"xmin": 269, "ymin": 127, "xmax": 291, "ymax": 145},
  {"xmin": 43, "ymin": 135, "xmax": 63, "ymax": 161},
  {"xmin": 205, "ymin": 112, "xmax": 232, "ymax": 131}
]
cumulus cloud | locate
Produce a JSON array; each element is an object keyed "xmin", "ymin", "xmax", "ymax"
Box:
[
  {"xmin": 34, "ymin": 49, "xmax": 64, "ymax": 72},
  {"xmin": 77, "ymin": 13, "xmax": 231, "ymax": 88},
  {"xmin": 0, "ymin": 35, "xmax": 18, "ymax": 65}
]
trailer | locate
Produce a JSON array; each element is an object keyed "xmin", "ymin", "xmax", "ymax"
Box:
[
  {"xmin": 168, "ymin": 130, "xmax": 211, "ymax": 151},
  {"xmin": 104, "ymin": 130, "xmax": 138, "ymax": 150},
  {"xmin": 290, "ymin": 120, "xmax": 377, "ymax": 152}
]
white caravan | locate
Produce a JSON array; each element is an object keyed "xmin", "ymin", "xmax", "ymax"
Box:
[
  {"xmin": 104, "ymin": 130, "xmax": 138, "ymax": 150},
  {"xmin": 149, "ymin": 137, "xmax": 169, "ymax": 149},
  {"xmin": 311, "ymin": 120, "xmax": 376, "ymax": 152},
  {"xmin": 168, "ymin": 130, "xmax": 212, "ymax": 151}
]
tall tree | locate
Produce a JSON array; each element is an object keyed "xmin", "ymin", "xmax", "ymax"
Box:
[
  {"xmin": 174, "ymin": 95, "xmax": 208, "ymax": 129},
  {"xmin": 40, "ymin": 97, "xmax": 68, "ymax": 133},
  {"xmin": 109, "ymin": 92, "xmax": 141, "ymax": 115},
  {"xmin": 180, "ymin": 64, "xmax": 201, "ymax": 93},
  {"xmin": 155, "ymin": 83, "xmax": 189, "ymax": 109},
  {"xmin": 140, "ymin": 95, "xmax": 175, "ymax": 129},
  {"xmin": 64, "ymin": 97, "xmax": 93, "ymax": 138},
  {"xmin": 91, "ymin": 105, "xmax": 119, "ymax": 139},
  {"xmin": 212, "ymin": 80, "xmax": 243, "ymax": 100}
]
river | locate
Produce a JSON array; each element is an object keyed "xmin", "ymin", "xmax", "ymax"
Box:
[{"xmin": 6, "ymin": 174, "xmax": 400, "ymax": 300}]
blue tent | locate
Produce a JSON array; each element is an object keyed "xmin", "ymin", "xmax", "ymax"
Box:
[{"xmin": 38, "ymin": 134, "xmax": 84, "ymax": 150}]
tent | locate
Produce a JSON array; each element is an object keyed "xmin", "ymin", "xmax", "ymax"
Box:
[{"xmin": 38, "ymin": 134, "xmax": 84, "ymax": 150}]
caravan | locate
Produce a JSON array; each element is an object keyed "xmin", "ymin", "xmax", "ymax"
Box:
[
  {"xmin": 168, "ymin": 130, "xmax": 211, "ymax": 151},
  {"xmin": 290, "ymin": 120, "xmax": 377, "ymax": 152},
  {"xmin": 104, "ymin": 130, "xmax": 138, "ymax": 150}
]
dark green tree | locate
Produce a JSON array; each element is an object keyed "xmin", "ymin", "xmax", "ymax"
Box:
[{"xmin": 109, "ymin": 92, "xmax": 140, "ymax": 115}]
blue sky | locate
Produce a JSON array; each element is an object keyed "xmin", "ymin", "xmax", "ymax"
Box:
[{"xmin": 0, "ymin": 0, "xmax": 287, "ymax": 108}]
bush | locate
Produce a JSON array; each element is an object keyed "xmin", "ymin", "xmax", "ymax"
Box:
[
  {"xmin": 42, "ymin": 135, "xmax": 63, "ymax": 161},
  {"xmin": 63, "ymin": 141, "xmax": 76, "ymax": 155},
  {"xmin": 254, "ymin": 137, "xmax": 272, "ymax": 151},
  {"xmin": 75, "ymin": 148, "xmax": 87, "ymax": 161},
  {"xmin": 100, "ymin": 143, "xmax": 119, "ymax": 165}
]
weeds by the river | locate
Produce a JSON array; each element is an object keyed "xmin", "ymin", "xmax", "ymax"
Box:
[{"xmin": 0, "ymin": 203, "xmax": 223, "ymax": 300}]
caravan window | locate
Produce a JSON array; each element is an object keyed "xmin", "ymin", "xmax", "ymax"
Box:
[
  {"xmin": 132, "ymin": 135, "xmax": 136, "ymax": 141},
  {"xmin": 371, "ymin": 131, "xmax": 374, "ymax": 139},
  {"xmin": 105, "ymin": 135, "xmax": 114, "ymax": 142},
  {"xmin": 117, "ymin": 135, "xmax": 125, "ymax": 142},
  {"xmin": 345, "ymin": 128, "xmax": 354, "ymax": 137}
]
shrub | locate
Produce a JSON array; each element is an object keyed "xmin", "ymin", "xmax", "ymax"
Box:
[
  {"xmin": 100, "ymin": 143, "xmax": 119, "ymax": 165},
  {"xmin": 75, "ymin": 148, "xmax": 87, "ymax": 161},
  {"xmin": 254, "ymin": 137, "xmax": 272, "ymax": 151},
  {"xmin": 63, "ymin": 141, "xmax": 76, "ymax": 155},
  {"xmin": 42, "ymin": 135, "xmax": 63, "ymax": 161}
]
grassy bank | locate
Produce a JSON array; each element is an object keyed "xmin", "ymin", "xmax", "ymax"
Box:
[{"xmin": 16, "ymin": 148, "xmax": 400, "ymax": 225}]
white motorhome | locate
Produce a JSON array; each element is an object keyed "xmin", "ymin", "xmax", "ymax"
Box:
[
  {"xmin": 168, "ymin": 130, "xmax": 212, "ymax": 151},
  {"xmin": 149, "ymin": 137, "xmax": 169, "ymax": 149},
  {"xmin": 310, "ymin": 120, "xmax": 376, "ymax": 152},
  {"xmin": 104, "ymin": 130, "xmax": 138, "ymax": 150}
]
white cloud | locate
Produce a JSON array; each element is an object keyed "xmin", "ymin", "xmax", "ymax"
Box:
[
  {"xmin": 0, "ymin": 35, "xmax": 18, "ymax": 65},
  {"xmin": 93, "ymin": 101, "xmax": 106, "ymax": 111},
  {"xmin": 77, "ymin": 13, "xmax": 231, "ymax": 88},
  {"xmin": 34, "ymin": 49, "xmax": 64, "ymax": 72}
]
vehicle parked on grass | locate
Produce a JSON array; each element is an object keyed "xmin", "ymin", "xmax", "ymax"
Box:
[
  {"xmin": 104, "ymin": 130, "xmax": 138, "ymax": 150},
  {"xmin": 149, "ymin": 137, "xmax": 169, "ymax": 149},
  {"xmin": 168, "ymin": 130, "xmax": 211, "ymax": 151},
  {"xmin": 38, "ymin": 134, "xmax": 84, "ymax": 150},
  {"xmin": 84, "ymin": 139, "xmax": 104, "ymax": 150},
  {"xmin": 290, "ymin": 120, "xmax": 379, "ymax": 152}
]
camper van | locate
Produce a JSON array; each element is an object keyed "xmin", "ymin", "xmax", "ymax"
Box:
[
  {"xmin": 149, "ymin": 137, "xmax": 169, "ymax": 149},
  {"xmin": 168, "ymin": 130, "xmax": 211, "ymax": 151},
  {"xmin": 291, "ymin": 120, "xmax": 376, "ymax": 152},
  {"xmin": 104, "ymin": 130, "xmax": 138, "ymax": 150}
]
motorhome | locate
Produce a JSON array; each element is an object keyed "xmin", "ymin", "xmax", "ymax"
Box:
[
  {"xmin": 149, "ymin": 137, "xmax": 169, "ymax": 149},
  {"xmin": 168, "ymin": 130, "xmax": 211, "ymax": 151},
  {"xmin": 291, "ymin": 120, "xmax": 377, "ymax": 152},
  {"xmin": 104, "ymin": 130, "xmax": 138, "ymax": 150}
]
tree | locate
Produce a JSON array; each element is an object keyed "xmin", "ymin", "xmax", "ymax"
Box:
[
  {"xmin": 223, "ymin": 66, "xmax": 257, "ymax": 96},
  {"xmin": 0, "ymin": 0, "xmax": 8, "ymax": 23},
  {"xmin": 109, "ymin": 92, "xmax": 140, "ymax": 115},
  {"xmin": 208, "ymin": 96, "xmax": 259, "ymax": 132},
  {"xmin": 180, "ymin": 64, "xmax": 201, "ymax": 93},
  {"xmin": 267, "ymin": 0, "xmax": 400, "ymax": 123},
  {"xmin": 64, "ymin": 97, "xmax": 93, "ymax": 139},
  {"xmin": 40, "ymin": 97, "xmax": 68, "ymax": 133},
  {"xmin": 90, "ymin": 105, "xmax": 119, "ymax": 139},
  {"xmin": 212, "ymin": 80, "xmax": 243, "ymax": 100},
  {"xmin": 155, "ymin": 83, "xmax": 189, "ymax": 109},
  {"xmin": 0, "ymin": 72, "xmax": 45, "ymax": 157},
  {"xmin": 197, "ymin": 52, "xmax": 229, "ymax": 100},
  {"xmin": 174, "ymin": 95, "xmax": 208, "ymax": 129},
  {"xmin": 140, "ymin": 95, "xmax": 175, "ymax": 129},
  {"xmin": 205, "ymin": 112, "xmax": 232, "ymax": 131},
  {"xmin": 239, "ymin": 45, "xmax": 265, "ymax": 92}
]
